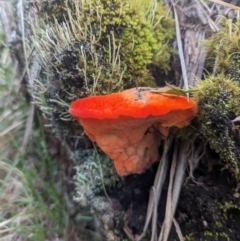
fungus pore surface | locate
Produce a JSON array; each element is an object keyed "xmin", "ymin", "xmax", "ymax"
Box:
[{"xmin": 69, "ymin": 87, "xmax": 197, "ymax": 176}]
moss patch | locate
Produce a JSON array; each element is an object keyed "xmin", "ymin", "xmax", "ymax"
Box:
[{"xmin": 194, "ymin": 74, "xmax": 240, "ymax": 181}]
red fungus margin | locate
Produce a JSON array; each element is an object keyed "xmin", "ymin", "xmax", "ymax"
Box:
[{"xmin": 69, "ymin": 87, "xmax": 197, "ymax": 176}]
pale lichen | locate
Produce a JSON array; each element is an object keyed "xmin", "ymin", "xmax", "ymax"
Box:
[{"xmin": 73, "ymin": 150, "xmax": 119, "ymax": 207}]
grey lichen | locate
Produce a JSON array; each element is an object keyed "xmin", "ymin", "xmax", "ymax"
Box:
[
  {"xmin": 74, "ymin": 150, "xmax": 119, "ymax": 207},
  {"xmin": 73, "ymin": 150, "xmax": 123, "ymax": 240}
]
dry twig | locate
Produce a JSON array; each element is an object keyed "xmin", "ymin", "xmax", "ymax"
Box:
[
  {"xmin": 209, "ymin": 0, "xmax": 240, "ymax": 11},
  {"xmin": 136, "ymin": 135, "xmax": 174, "ymax": 241}
]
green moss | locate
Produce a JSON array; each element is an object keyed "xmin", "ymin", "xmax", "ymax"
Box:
[
  {"xmin": 220, "ymin": 201, "xmax": 240, "ymax": 213},
  {"xmin": 35, "ymin": 0, "xmax": 174, "ymax": 94},
  {"xmin": 194, "ymin": 74, "xmax": 240, "ymax": 180},
  {"xmin": 184, "ymin": 233, "xmax": 195, "ymax": 241},
  {"xmin": 204, "ymin": 231, "xmax": 230, "ymax": 241},
  {"xmin": 197, "ymin": 16, "xmax": 240, "ymax": 181},
  {"xmin": 204, "ymin": 17, "xmax": 240, "ymax": 82},
  {"xmin": 203, "ymin": 231, "xmax": 213, "ymax": 237}
]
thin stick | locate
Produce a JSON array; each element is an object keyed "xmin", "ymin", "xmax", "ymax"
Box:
[
  {"xmin": 150, "ymin": 187, "xmax": 158, "ymax": 241},
  {"xmin": 209, "ymin": 0, "xmax": 240, "ymax": 11},
  {"xmin": 20, "ymin": 103, "xmax": 35, "ymax": 155},
  {"xmin": 171, "ymin": 2, "xmax": 189, "ymax": 94},
  {"xmin": 160, "ymin": 141, "xmax": 179, "ymax": 241},
  {"xmin": 173, "ymin": 218, "xmax": 184, "ymax": 241},
  {"xmin": 18, "ymin": 0, "xmax": 30, "ymax": 81},
  {"xmin": 158, "ymin": 141, "xmax": 188, "ymax": 241},
  {"xmin": 136, "ymin": 135, "xmax": 174, "ymax": 241}
]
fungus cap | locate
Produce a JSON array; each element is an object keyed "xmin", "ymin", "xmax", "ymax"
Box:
[
  {"xmin": 69, "ymin": 87, "xmax": 197, "ymax": 176},
  {"xmin": 69, "ymin": 87, "xmax": 196, "ymax": 120}
]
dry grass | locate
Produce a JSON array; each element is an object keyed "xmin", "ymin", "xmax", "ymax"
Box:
[{"xmin": 0, "ymin": 1, "xmax": 71, "ymax": 241}]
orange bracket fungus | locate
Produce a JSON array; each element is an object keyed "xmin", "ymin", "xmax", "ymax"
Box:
[{"xmin": 69, "ymin": 87, "xmax": 197, "ymax": 176}]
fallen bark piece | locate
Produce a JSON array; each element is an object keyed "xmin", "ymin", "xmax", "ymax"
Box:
[{"xmin": 69, "ymin": 87, "xmax": 197, "ymax": 176}]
